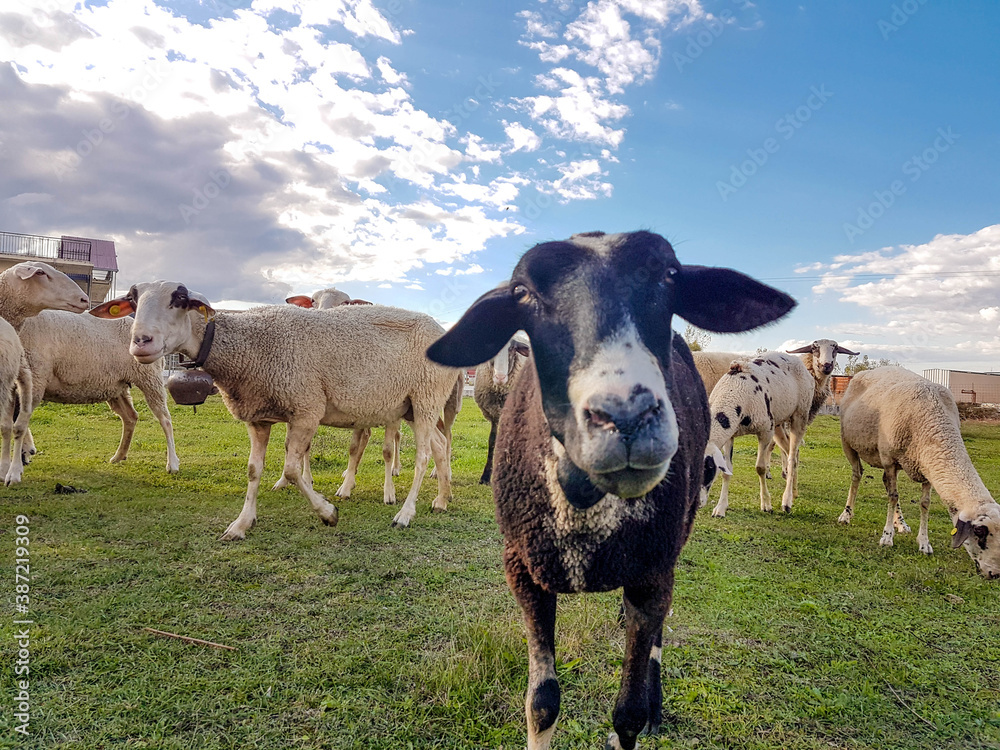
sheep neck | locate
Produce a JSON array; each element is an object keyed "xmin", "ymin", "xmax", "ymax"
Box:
[{"xmin": 0, "ymin": 275, "xmax": 31, "ymax": 330}]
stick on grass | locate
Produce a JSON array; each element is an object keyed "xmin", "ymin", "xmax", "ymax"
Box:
[{"xmin": 143, "ymin": 627, "xmax": 238, "ymax": 651}]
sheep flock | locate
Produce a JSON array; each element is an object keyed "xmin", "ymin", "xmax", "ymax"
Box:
[{"xmin": 4, "ymin": 231, "xmax": 999, "ymax": 750}]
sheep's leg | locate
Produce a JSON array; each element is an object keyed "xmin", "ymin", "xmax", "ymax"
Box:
[
  {"xmin": 0, "ymin": 386, "xmax": 15, "ymax": 482},
  {"xmin": 391, "ymin": 413, "xmax": 437, "ymax": 528},
  {"xmin": 480, "ymin": 418, "xmax": 498, "ymax": 485},
  {"xmin": 709, "ymin": 440, "xmax": 734, "ymax": 517},
  {"xmin": 140, "ymin": 383, "xmax": 180, "ymax": 474},
  {"xmin": 5, "ymin": 362, "xmax": 33, "ymax": 486},
  {"xmin": 838, "ymin": 442, "xmax": 863, "ymax": 524},
  {"xmin": 773, "ymin": 422, "xmax": 788, "ymax": 481},
  {"xmin": 429, "ymin": 414, "xmax": 452, "ymax": 480},
  {"xmin": 780, "ymin": 425, "xmax": 804, "ymax": 513},
  {"xmin": 282, "ymin": 419, "xmax": 337, "ymax": 528},
  {"xmin": 429, "ymin": 422, "xmax": 451, "ymax": 512},
  {"xmin": 916, "ymin": 482, "xmax": 934, "ymax": 554},
  {"xmin": 879, "ymin": 465, "xmax": 900, "ymax": 547},
  {"xmin": 21, "ymin": 427, "xmax": 35, "ymax": 465},
  {"xmin": 643, "ymin": 625, "xmax": 664, "ymax": 737},
  {"xmin": 330, "ymin": 427, "xmax": 369, "ymax": 498},
  {"xmin": 221, "ymin": 421, "xmax": 272, "ymax": 541},
  {"xmin": 106, "ymin": 393, "xmax": 138, "ymax": 465},
  {"xmin": 390, "ymin": 423, "xmax": 402, "ymax": 476},
  {"xmin": 893, "ymin": 502, "xmax": 911, "ymax": 533},
  {"xmin": 505, "ymin": 546, "xmax": 560, "ymax": 750},
  {"xmin": 757, "ymin": 433, "xmax": 775, "ymax": 513},
  {"xmin": 608, "ymin": 584, "xmax": 671, "ymax": 750},
  {"xmin": 382, "ymin": 420, "xmax": 400, "ymax": 505}
]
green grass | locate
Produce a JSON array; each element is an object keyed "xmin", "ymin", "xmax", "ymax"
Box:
[{"xmin": 1, "ymin": 400, "xmax": 999, "ymax": 749}]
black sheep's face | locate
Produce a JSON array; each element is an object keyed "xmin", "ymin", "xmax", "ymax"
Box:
[
  {"xmin": 520, "ymin": 233, "xmax": 682, "ymax": 499},
  {"xmin": 426, "ymin": 230, "xmax": 796, "ymax": 505}
]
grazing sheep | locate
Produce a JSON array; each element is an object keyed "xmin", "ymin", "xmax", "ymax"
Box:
[
  {"xmin": 92, "ymin": 283, "xmax": 460, "ymax": 536},
  {"xmin": 17, "ymin": 311, "xmax": 179, "ymax": 473},
  {"xmin": 474, "ymin": 333, "xmax": 530, "ymax": 485},
  {"xmin": 427, "ymin": 230, "xmax": 794, "ymax": 749},
  {"xmin": 285, "ymin": 287, "xmax": 372, "ymax": 309},
  {"xmin": 838, "ymin": 366, "xmax": 1000, "ymax": 579},
  {"xmin": 707, "ymin": 353, "xmax": 815, "ymax": 517},
  {"xmin": 691, "ymin": 350, "xmax": 743, "ymax": 501},
  {"xmin": 0, "ymin": 261, "xmax": 90, "ymax": 485}
]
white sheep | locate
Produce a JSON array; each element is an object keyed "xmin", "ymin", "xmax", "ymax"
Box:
[
  {"xmin": 0, "ymin": 321, "xmax": 34, "ymax": 486},
  {"xmin": 284, "ymin": 288, "xmax": 462, "ymax": 501},
  {"xmin": 285, "ymin": 288, "xmax": 401, "ymax": 495},
  {"xmin": 0, "ymin": 261, "xmax": 90, "ymax": 485},
  {"xmin": 17, "ymin": 311, "xmax": 179, "ymax": 473},
  {"xmin": 93, "ymin": 282, "xmax": 461, "ymax": 536},
  {"xmin": 707, "ymin": 353, "xmax": 815, "ymax": 516},
  {"xmin": 838, "ymin": 366, "xmax": 1000, "ymax": 578},
  {"xmin": 473, "ymin": 333, "xmax": 530, "ymax": 484},
  {"xmin": 777, "ymin": 339, "xmax": 858, "ymax": 489}
]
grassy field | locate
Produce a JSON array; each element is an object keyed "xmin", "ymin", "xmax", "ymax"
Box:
[{"xmin": 1, "ymin": 396, "xmax": 998, "ymax": 749}]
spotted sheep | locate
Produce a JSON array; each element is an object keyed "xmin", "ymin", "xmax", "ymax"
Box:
[
  {"xmin": 427, "ymin": 231, "xmax": 794, "ymax": 750},
  {"xmin": 705, "ymin": 339, "xmax": 859, "ymax": 516},
  {"xmin": 92, "ymin": 282, "xmax": 462, "ymax": 536},
  {"xmin": 705, "ymin": 352, "xmax": 815, "ymax": 516},
  {"xmin": 839, "ymin": 366, "xmax": 1000, "ymax": 579}
]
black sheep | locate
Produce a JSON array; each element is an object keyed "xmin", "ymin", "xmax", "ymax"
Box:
[{"xmin": 427, "ymin": 231, "xmax": 794, "ymax": 749}]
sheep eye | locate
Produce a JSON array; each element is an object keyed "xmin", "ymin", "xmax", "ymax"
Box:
[
  {"xmin": 127, "ymin": 285, "xmax": 138, "ymax": 302},
  {"xmin": 512, "ymin": 284, "xmax": 529, "ymax": 300},
  {"xmin": 665, "ymin": 267, "xmax": 679, "ymax": 280}
]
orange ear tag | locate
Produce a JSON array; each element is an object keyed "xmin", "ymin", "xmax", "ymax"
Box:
[{"xmin": 198, "ymin": 305, "xmax": 210, "ymax": 323}]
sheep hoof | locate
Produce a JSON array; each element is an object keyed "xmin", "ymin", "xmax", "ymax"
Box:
[
  {"xmin": 837, "ymin": 512, "xmax": 852, "ymax": 525},
  {"xmin": 219, "ymin": 523, "xmax": 249, "ymax": 541},
  {"xmin": 479, "ymin": 475, "xmax": 491, "ymax": 485},
  {"xmin": 272, "ymin": 477, "xmax": 289, "ymax": 491},
  {"xmin": 919, "ymin": 543, "xmax": 933, "ymax": 555},
  {"xmin": 641, "ymin": 720, "xmax": 661, "ymax": 736},
  {"xmin": 782, "ymin": 505, "xmax": 792, "ymax": 513},
  {"xmin": 711, "ymin": 508, "xmax": 726, "ymax": 518},
  {"xmin": 879, "ymin": 533, "xmax": 894, "ymax": 547}
]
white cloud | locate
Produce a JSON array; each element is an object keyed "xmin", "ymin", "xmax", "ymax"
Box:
[
  {"xmin": 0, "ymin": 0, "xmax": 528, "ymax": 298},
  {"xmin": 810, "ymin": 224, "xmax": 1000, "ymax": 362},
  {"xmin": 504, "ymin": 121, "xmax": 542, "ymax": 152}
]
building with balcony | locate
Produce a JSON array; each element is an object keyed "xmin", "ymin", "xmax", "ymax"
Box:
[{"xmin": 0, "ymin": 230, "xmax": 118, "ymax": 306}]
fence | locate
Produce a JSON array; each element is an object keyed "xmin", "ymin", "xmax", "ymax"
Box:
[{"xmin": 0, "ymin": 231, "xmax": 92, "ymax": 263}]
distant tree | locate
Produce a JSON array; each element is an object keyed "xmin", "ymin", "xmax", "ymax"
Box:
[
  {"xmin": 755, "ymin": 346, "xmax": 769, "ymax": 355},
  {"xmin": 842, "ymin": 354, "xmax": 899, "ymax": 376},
  {"xmin": 683, "ymin": 325, "xmax": 711, "ymax": 352}
]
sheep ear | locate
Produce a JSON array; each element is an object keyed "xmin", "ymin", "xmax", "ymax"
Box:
[
  {"xmin": 427, "ymin": 286, "xmax": 526, "ymax": 367},
  {"xmin": 951, "ymin": 519, "xmax": 974, "ymax": 548},
  {"xmin": 786, "ymin": 344, "xmax": 814, "ymax": 354},
  {"xmin": 90, "ymin": 297, "xmax": 135, "ymax": 318},
  {"xmin": 286, "ymin": 295, "xmax": 314, "ymax": 308},
  {"xmin": 675, "ymin": 265, "xmax": 796, "ymax": 333},
  {"xmin": 13, "ymin": 264, "xmax": 47, "ymax": 280},
  {"xmin": 835, "ymin": 345, "xmax": 860, "ymax": 356},
  {"xmin": 512, "ymin": 341, "xmax": 531, "ymax": 357}
]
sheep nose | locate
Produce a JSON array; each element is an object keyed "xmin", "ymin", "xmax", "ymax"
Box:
[
  {"xmin": 493, "ymin": 372, "xmax": 508, "ymax": 386},
  {"xmin": 133, "ymin": 334, "xmax": 153, "ymax": 346},
  {"xmin": 583, "ymin": 388, "xmax": 662, "ymax": 443}
]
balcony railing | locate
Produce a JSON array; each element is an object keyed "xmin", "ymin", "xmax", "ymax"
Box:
[{"xmin": 0, "ymin": 231, "xmax": 92, "ymax": 263}]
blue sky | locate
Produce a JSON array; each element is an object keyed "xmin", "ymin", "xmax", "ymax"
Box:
[{"xmin": 1, "ymin": 0, "xmax": 998, "ymax": 371}]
